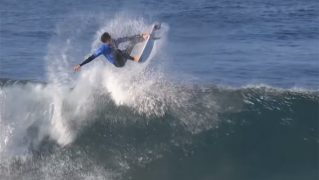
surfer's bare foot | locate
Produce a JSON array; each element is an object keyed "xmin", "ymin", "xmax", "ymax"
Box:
[
  {"xmin": 133, "ymin": 56, "xmax": 140, "ymax": 62},
  {"xmin": 142, "ymin": 33, "xmax": 150, "ymax": 40}
]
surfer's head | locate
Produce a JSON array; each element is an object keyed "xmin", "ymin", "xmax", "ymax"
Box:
[{"xmin": 100, "ymin": 32, "xmax": 111, "ymax": 43}]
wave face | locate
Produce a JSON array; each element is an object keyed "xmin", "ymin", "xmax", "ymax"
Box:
[{"xmin": 0, "ymin": 78, "xmax": 318, "ymax": 180}]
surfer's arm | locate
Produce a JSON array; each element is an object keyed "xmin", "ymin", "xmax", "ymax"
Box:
[
  {"xmin": 79, "ymin": 45, "xmax": 106, "ymax": 66},
  {"xmin": 74, "ymin": 45, "xmax": 105, "ymax": 72},
  {"xmin": 79, "ymin": 54, "xmax": 96, "ymax": 66},
  {"xmin": 73, "ymin": 54, "xmax": 96, "ymax": 72}
]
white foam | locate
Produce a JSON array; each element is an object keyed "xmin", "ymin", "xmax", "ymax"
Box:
[
  {"xmin": 39, "ymin": 13, "xmax": 170, "ymax": 148},
  {"xmin": 0, "ymin": 12, "xmax": 217, "ymax": 158}
]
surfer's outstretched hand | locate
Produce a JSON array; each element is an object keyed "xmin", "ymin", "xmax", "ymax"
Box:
[{"xmin": 74, "ymin": 64, "xmax": 81, "ymax": 72}]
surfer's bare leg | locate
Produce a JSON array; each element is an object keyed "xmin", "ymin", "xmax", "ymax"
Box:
[
  {"xmin": 132, "ymin": 56, "xmax": 140, "ymax": 62},
  {"xmin": 115, "ymin": 49, "xmax": 138, "ymax": 63},
  {"xmin": 124, "ymin": 52, "xmax": 139, "ymax": 62},
  {"xmin": 125, "ymin": 33, "xmax": 150, "ymax": 55}
]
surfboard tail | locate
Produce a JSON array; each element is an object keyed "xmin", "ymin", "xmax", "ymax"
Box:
[{"xmin": 154, "ymin": 23, "xmax": 161, "ymax": 30}]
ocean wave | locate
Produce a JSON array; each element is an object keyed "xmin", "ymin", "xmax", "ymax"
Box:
[
  {"xmin": 1, "ymin": 77, "xmax": 318, "ymax": 179},
  {"xmin": 1, "ymin": 11, "xmax": 318, "ymax": 180}
]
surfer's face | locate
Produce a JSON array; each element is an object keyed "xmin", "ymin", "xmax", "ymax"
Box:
[{"xmin": 105, "ymin": 39, "xmax": 112, "ymax": 44}]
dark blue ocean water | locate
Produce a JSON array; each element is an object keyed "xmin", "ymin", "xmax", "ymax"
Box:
[
  {"xmin": 0, "ymin": 0, "xmax": 318, "ymax": 180},
  {"xmin": 1, "ymin": 0, "xmax": 318, "ymax": 88}
]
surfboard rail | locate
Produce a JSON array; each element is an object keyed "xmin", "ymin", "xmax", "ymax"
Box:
[{"xmin": 130, "ymin": 23, "xmax": 161, "ymax": 63}]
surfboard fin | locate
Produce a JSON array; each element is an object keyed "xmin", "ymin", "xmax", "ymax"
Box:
[
  {"xmin": 154, "ymin": 23, "xmax": 161, "ymax": 30},
  {"xmin": 152, "ymin": 23, "xmax": 161, "ymax": 40}
]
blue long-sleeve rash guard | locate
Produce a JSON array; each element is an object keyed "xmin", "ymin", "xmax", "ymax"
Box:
[
  {"xmin": 93, "ymin": 44, "xmax": 115, "ymax": 65},
  {"xmin": 79, "ymin": 34, "xmax": 142, "ymax": 67}
]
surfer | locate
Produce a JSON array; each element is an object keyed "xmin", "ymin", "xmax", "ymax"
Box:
[{"xmin": 74, "ymin": 32, "xmax": 149, "ymax": 71}]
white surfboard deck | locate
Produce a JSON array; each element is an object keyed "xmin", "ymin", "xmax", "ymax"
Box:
[{"xmin": 130, "ymin": 23, "xmax": 160, "ymax": 63}]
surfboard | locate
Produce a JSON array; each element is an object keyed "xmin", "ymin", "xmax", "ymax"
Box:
[{"xmin": 130, "ymin": 23, "xmax": 161, "ymax": 63}]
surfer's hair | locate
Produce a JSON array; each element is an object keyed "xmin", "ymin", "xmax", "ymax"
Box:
[{"xmin": 101, "ymin": 32, "xmax": 111, "ymax": 43}]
